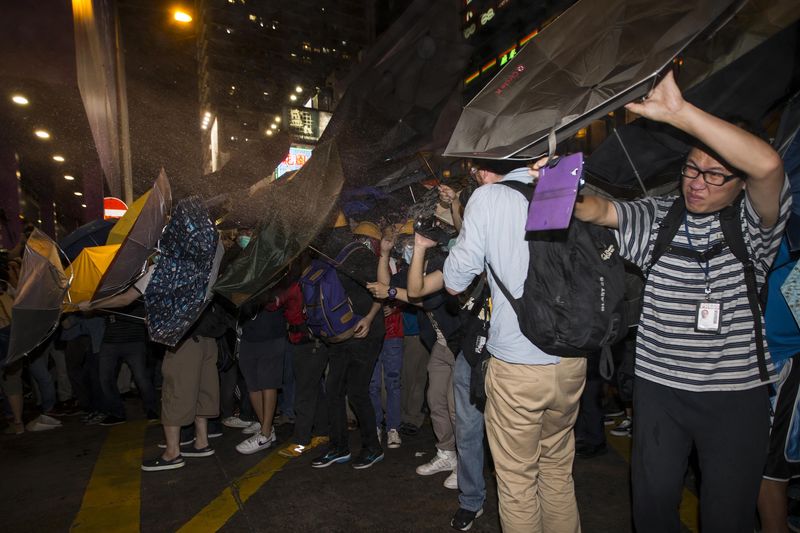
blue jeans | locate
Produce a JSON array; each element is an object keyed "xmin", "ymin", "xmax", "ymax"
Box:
[
  {"xmin": 454, "ymin": 353, "xmax": 486, "ymax": 512},
  {"xmin": 28, "ymin": 350, "xmax": 56, "ymax": 413},
  {"xmin": 369, "ymin": 337, "xmax": 403, "ymax": 430},
  {"xmin": 98, "ymin": 341, "xmax": 157, "ymax": 418}
]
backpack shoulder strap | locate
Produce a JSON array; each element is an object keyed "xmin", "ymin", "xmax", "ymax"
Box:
[
  {"xmin": 486, "ymin": 262, "xmax": 521, "ymax": 316},
  {"xmin": 497, "ymin": 180, "xmax": 534, "ymax": 201},
  {"xmin": 648, "ymin": 197, "xmax": 685, "ymax": 274},
  {"xmin": 718, "ymin": 195, "xmax": 768, "ymax": 382}
]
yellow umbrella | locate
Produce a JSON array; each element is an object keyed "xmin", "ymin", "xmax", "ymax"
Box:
[
  {"xmin": 106, "ymin": 190, "xmax": 152, "ymax": 245},
  {"xmin": 64, "ymin": 244, "xmax": 120, "ymax": 306}
]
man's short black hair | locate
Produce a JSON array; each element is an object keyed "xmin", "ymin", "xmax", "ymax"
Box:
[{"xmin": 471, "ymin": 158, "xmax": 527, "ymax": 176}]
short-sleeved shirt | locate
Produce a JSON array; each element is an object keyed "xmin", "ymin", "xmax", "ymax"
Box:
[{"xmin": 613, "ymin": 178, "xmax": 791, "ymax": 392}]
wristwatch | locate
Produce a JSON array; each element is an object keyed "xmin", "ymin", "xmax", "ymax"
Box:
[{"xmin": 387, "ymin": 286, "xmax": 397, "ymax": 300}]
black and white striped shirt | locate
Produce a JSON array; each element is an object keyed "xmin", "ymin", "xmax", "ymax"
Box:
[{"xmin": 613, "ymin": 179, "xmax": 791, "ymax": 392}]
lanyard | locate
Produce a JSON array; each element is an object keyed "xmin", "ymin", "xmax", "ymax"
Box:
[{"xmin": 683, "ymin": 215, "xmax": 712, "ymax": 298}]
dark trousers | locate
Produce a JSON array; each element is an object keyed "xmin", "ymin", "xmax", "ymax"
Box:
[
  {"xmin": 98, "ymin": 341, "xmax": 157, "ymax": 418},
  {"xmin": 219, "ymin": 361, "xmax": 254, "ymax": 421},
  {"xmin": 65, "ymin": 336, "xmax": 103, "ymax": 412},
  {"xmin": 575, "ymin": 353, "xmax": 605, "ymax": 446},
  {"xmin": 326, "ymin": 337, "xmax": 382, "ymax": 453},
  {"xmin": 291, "ymin": 340, "xmax": 329, "ymax": 445},
  {"xmin": 632, "ymin": 378, "xmax": 770, "ymax": 533}
]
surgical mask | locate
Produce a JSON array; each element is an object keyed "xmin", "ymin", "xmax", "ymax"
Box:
[
  {"xmin": 237, "ymin": 235, "xmax": 251, "ymax": 248},
  {"xmin": 402, "ymin": 244, "xmax": 414, "ymax": 265}
]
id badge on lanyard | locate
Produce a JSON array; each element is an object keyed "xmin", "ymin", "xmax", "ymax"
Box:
[{"xmin": 685, "ymin": 215, "xmax": 723, "ymax": 333}]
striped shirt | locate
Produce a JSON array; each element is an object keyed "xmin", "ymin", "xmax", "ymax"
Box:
[{"xmin": 613, "ymin": 178, "xmax": 791, "ymax": 392}]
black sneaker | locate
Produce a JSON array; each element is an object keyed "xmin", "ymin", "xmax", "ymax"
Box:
[
  {"xmin": 146, "ymin": 410, "xmax": 159, "ymax": 422},
  {"xmin": 141, "ymin": 455, "xmax": 185, "ymax": 472},
  {"xmin": 451, "ymin": 507, "xmax": 484, "ymax": 531},
  {"xmin": 180, "ymin": 444, "xmax": 215, "ymax": 458},
  {"xmin": 351, "ymin": 449, "xmax": 384, "ymax": 470},
  {"xmin": 311, "ymin": 448, "xmax": 352, "ymax": 468},
  {"xmin": 610, "ymin": 417, "xmax": 632, "ymax": 437},
  {"xmin": 99, "ymin": 415, "xmax": 127, "ymax": 426},
  {"xmin": 398, "ymin": 422, "xmax": 420, "ymax": 436},
  {"xmin": 207, "ymin": 420, "xmax": 223, "ymax": 439},
  {"xmin": 158, "ymin": 436, "xmax": 195, "ymax": 449}
]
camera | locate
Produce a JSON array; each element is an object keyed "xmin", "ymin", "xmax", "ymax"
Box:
[{"xmin": 414, "ymin": 215, "xmax": 455, "ymax": 246}]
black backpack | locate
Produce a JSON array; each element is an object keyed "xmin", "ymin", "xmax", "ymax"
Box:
[
  {"xmin": 487, "ymin": 181, "xmax": 627, "ymax": 357},
  {"xmin": 648, "ymin": 195, "xmax": 769, "ymax": 381}
]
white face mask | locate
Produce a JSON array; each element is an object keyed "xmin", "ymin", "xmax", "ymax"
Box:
[{"xmin": 402, "ymin": 244, "xmax": 414, "ymax": 265}]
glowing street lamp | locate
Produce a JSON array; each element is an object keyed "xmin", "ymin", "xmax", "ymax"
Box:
[
  {"xmin": 173, "ymin": 9, "xmax": 192, "ymax": 23},
  {"xmin": 74, "ymin": 191, "xmax": 83, "ymax": 196},
  {"xmin": 295, "ymin": 86, "xmax": 303, "ymax": 93},
  {"xmin": 53, "ymin": 155, "xmax": 65, "ymax": 162},
  {"xmin": 64, "ymin": 175, "xmax": 75, "ymax": 181},
  {"xmin": 34, "ymin": 129, "xmax": 51, "ymax": 139},
  {"xmin": 11, "ymin": 95, "xmax": 29, "ymax": 105},
  {"xmin": 289, "ymin": 94, "xmax": 297, "ymax": 102}
]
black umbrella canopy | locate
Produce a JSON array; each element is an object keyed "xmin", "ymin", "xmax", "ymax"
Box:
[
  {"xmin": 586, "ymin": 16, "xmax": 800, "ymax": 192},
  {"xmin": 92, "ymin": 170, "xmax": 171, "ymax": 300},
  {"xmin": 213, "ymin": 139, "xmax": 346, "ymax": 307},
  {"xmin": 6, "ymin": 229, "xmax": 69, "ymax": 364},
  {"xmin": 320, "ymin": 0, "xmax": 472, "ymax": 188},
  {"xmin": 444, "ymin": 0, "xmax": 740, "ymax": 160}
]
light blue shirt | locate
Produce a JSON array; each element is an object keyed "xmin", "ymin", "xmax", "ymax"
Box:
[{"xmin": 443, "ymin": 168, "xmax": 559, "ymax": 365}]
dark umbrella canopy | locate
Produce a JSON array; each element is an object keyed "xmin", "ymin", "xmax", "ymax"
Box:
[
  {"xmin": 444, "ymin": 0, "xmax": 739, "ymax": 159},
  {"xmin": 93, "ymin": 169, "xmax": 171, "ymax": 300},
  {"xmin": 585, "ymin": 16, "xmax": 800, "ymax": 193},
  {"xmin": 320, "ymin": 0, "xmax": 472, "ymax": 188},
  {"xmin": 59, "ymin": 219, "xmax": 115, "ymax": 262},
  {"xmin": 6, "ymin": 229, "xmax": 69, "ymax": 364},
  {"xmin": 214, "ymin": 139, "xmax": 345, "ymax": 307},
  {"xmin": 144, "ymin": 197, "xmax": 220, "ymax": 347}
]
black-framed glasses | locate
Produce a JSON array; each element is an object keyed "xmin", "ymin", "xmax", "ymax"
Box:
[{"xmin": 681, "ymin": 163, "xmax": 740, "ymax": 186}]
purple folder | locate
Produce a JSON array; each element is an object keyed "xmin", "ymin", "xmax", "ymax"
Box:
[{"xmin": 526, "ymin": 152, "xmax": 584, "ymax": 231}]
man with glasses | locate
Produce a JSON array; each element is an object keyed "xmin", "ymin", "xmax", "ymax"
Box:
[{"xmin": 574, "ymin": 70, "xmax": 790, "ymax": 532}]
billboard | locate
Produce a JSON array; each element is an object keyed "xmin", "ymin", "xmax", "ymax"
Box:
[{"xmin": 274, "ymin": 145, "xmax": 314, "ymax": 178}]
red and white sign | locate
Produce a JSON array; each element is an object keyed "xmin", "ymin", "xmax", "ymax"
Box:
[{"xmin": 103, "ymin": 197, "xmax": 128, "ymax": 220}]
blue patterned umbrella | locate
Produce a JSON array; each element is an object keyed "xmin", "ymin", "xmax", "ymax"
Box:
[{"xmin": 144, "ymin": 197, "xmax": 221, "ymax": 346}]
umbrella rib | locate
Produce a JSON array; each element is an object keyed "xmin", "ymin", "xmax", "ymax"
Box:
[{"xmin": 614, "ymin": 129, "xmax": 649, "ymax": 197}]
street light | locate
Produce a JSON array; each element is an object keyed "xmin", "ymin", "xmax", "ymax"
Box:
[
  {"xmin": 295, "ymin": 86, "xmax": 303, "ymax": 93},
  {"xmin": 173, "ymin": 9, "xmax": 192, "ymax": 23},
  {"xmin": 64, "ymin": 175, "xmax": 75, "ymax": 181},
  {"xmin": 74, "ymin": 191, "xmax": 83, "ymax": 196},
  {"xmin": 34, "ymin": 129, "xmax": 51, "ymax": 139},
  {"xmin": 53, "ymin": 155, "xmax": 65, "ymax": 162},
  {"xmin": 11, "ymin": 95, "xmax": 29, "ymax": 105},
  {"xmin": 290, "ymin": 94, "xmax": 297, "ymax": 102}
]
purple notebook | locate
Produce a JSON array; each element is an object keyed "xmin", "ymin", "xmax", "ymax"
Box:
[{"xmin": 526, "ymin": 152, "xmax": 584, "ymax": 231}]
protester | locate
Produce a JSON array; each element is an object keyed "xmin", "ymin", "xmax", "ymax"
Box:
[
  {"xmin": 443, "ymin": 156, "xmax": 586, "ymax": 533},
  {"xmin": 573, "ymin": 70, "xmax": 789, "ymax": 532}
]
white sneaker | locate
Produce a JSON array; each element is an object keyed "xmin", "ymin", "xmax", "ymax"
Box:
[
  {"xmin": 235, "ymin": 428, "xmax": 276, "ymax": 455},
  {"xmin": 377, "ymin": 427, "xmax": 382, "ymax": 445},
  {"xmin": 416, "ymin": 448, "xmax": 457, "ymax": 476},
  {"xmin": 26, "ymin": 415, "xmax": 61, "ymax": 432},
  {"xmin": 443, "ymin": 470, "xmax": 458, "ymax": 489},
  {"xmin": 242, "ymin": 421, "xmax": 262, "ymax": 435},
  {"xmin": 39, "ymin": 414, "xmax": 62, "ymax": 426},
  {"xmin": 387, "ymin": 429, "xmax": 402, "ymax": 449},
  {"xmin": 222, "ymin": 416, "xmax": 251, "ymax": 429}
]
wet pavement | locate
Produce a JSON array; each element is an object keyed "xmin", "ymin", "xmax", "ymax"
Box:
[{"xmin": 0, "ymin": 400, "xmax": 694, "ymax": 532}]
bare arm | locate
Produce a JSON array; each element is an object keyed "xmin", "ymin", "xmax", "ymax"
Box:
[
  {"xmin": 573, "ymin": 195, "xmax": 619, "ymax": 229},
  {"xmin": 626, "ymin": 70, "xmax": 784, "ymax": 226},
  {"xmin": 407, "ymin": 234, "xmax": 445, "ymax": 298},
  {"xmin": 78, "ymin": 286, "xmax": 141, "ymax": 311}
]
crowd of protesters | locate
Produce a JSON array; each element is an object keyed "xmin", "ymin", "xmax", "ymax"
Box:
[{"xmin": 2, "ymin": 72, "xmax": 800, "ymax": 533}]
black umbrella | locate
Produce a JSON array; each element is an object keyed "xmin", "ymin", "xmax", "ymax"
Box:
[
  {"xmin": 214, "ymin": 139, "xmax": 345, "ymax": 306},
  {"xmin": 586, "ymin": 16, "xmax": 800, "ymax": 193},
  {"xmin": 93, "ymin": 170, "xmax": 171, "ymax": 300},
  {"xmin": 6, "ymin": 229, "xmax": 69, "ymax": 365},
  {"xmin": 444, "ymin": 0, "xmax": 741, "ymax": 160},
  {"xmin": 320, "ymin": 0, "xmax": 472, "ymax": 188},
  {"xmin": 59, "ymin": 219, "xmax": 115, "ymax": 262}
]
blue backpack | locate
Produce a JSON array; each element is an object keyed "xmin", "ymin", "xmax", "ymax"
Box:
[{"xmin": 300, "ymin": 242, "xmax": 363, "ymax": 342}]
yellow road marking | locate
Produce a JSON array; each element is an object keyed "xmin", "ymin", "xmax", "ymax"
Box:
[
  {"xmin": 71, "ymin": 420, "xmax": 148, "ymax": 532},
  {"xmin": 605, "ymin": 430, "xmax": 699, "ymax": 533},
  {"xmin": 178, "ymin": 450, "xmax": 289, "ymax": 532}
]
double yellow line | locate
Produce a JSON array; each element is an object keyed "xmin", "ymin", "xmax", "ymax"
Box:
[{"xmin": 71, "ymin": 423, "xmax": 289, "ymax": 532}]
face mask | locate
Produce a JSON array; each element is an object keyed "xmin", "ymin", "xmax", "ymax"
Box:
[
  {"xmin": 402, "ymin": 244, "xmax": 414, "ymax": 265},
  {"xmin": 237, "ymin": 235, "xmax": 251, "ymax": 248}
]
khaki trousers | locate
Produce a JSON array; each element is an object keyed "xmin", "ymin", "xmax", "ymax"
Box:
[
  {"xmin": 427, "ymin": 341, "xmax": 456, "ymax": 452},
  {"xmin": 485, "ymin": 356, "xmax": 586, "ymax": 533}
]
